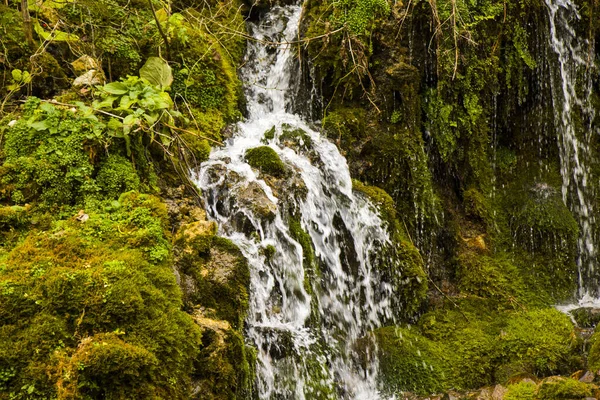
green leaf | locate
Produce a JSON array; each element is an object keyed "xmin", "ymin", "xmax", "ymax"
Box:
[
  {"xmin": 11, "ymin": 69, "xmax": 22, "ymax": 82},
  {"xmin": 33, "ymin": 20, "xmax": 79, "ymax": 41},
  {"xmin": 155, "ymin": 8, "xmax": 169, "ymax": 25},
  {"xmin": 123, "ymin": 114, "xmax": 138, "ymax": 126},
  {"xmin": 103, "ymin": 82, "xmax": 129, "ymax": 95},
  {"xmin": 118, "ymin": 95, "xmax": 137, "ymax": 110},
  {"xmin": 28, "ymin": 120, "xmax": 49, "ymax": 131},
  {"xmin": 93, "ymin": 95, "xmax": 117, "ymax": 109},
  {"xmin": 107, "ymin": 118, "xmax": 123, "ymax": 131},
  {"xmin": 21, "ymin": 71, "xmax": 31, "ymax": 84},
  {"xmin": 139, "ymin": 57, "xmax": 173, "ymax": 89}
]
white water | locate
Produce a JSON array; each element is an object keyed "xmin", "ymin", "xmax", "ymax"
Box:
[
  {"xmin": 545, "ymin": 0, "xmax": 598, "ymax": 299},
  {"xmin": 197, "ymin": 4, "xmax": 395, "ymax": 398}
]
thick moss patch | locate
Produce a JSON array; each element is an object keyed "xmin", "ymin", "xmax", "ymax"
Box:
[{"xmin": 245, "ymin": 146, "xmax": 286, "ymax": 177}]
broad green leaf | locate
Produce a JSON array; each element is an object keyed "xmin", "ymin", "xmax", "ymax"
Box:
[
  {"xmin": 143, "ymin": 113, "xmax": 159, "ymax": 125},
  {"xmin": 103, "ymin": 82, "xmax": 129, "ymax": 95},
  {"xmin": 92, "ymin": 96, "xmax": 117, "ymax": 109},
  {"xmin": 22, "ymin": 71, "xmax": 31, "ymax": 83},
  {"xmin": 123, "ymin": 114, "xmax": 138, "ymax": 126},
  {"xmin": 118, "ymin": 95, "xmax": 137, "ymax": 110},
  {"xmin": 139, "ymin": 57, "xmax": 173, "ymax": 89},
  {"xmin": 28, "ymin": 120, "xmax": 49, "ymax": 131},
  {"xmin": 107, "ymin": 118, "xmax": 123, "ymax": 131}
]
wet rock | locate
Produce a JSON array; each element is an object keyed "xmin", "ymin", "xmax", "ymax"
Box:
[
  {"xmin": 570, "ymin": 307, "xmax": 600, "ymax": 328},
  {"xmin": 175, "ymin": 219, "xmax": 218, "ymax": 254},
  {"xmin": 443, "ymin": 391, "xmax": 462, "ymax": 400},
  {"xmin": 238, "ymin": 181, "xmax": 277, "ymax": 220}
]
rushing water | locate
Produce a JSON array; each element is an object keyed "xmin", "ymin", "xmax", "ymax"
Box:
[
  {"xmin": 545, "ymin": 0, "xmax": 598, "ymax": 299},
  {"xmin": 196, "ymin": 4, "xmax": 395, "ymax": 398}
]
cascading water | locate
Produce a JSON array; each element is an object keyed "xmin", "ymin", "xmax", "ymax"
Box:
[
  {"xmin": 196, "ymin": 4, "xmax": 396, "ymax": 399},
  {"xmin": 545, "ymin": 0, "xmax": 598, "ymax": 299}
]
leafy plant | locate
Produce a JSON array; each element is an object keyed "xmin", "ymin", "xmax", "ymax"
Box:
[{"xmin": 92, "ymin": 59, "xmax": 183, "ymax": 156}]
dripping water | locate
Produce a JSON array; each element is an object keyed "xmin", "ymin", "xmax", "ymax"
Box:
[
  {"xmin": 545, "ymin": 0, "xmax": 598, "ymax": 299},
  {"xmin": 196, "ymin": 4, "xmax": 396, "ymax": 399}
]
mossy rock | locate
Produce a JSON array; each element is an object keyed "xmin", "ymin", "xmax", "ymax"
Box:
[
  {"xmin": 95, "ymin": 154, "xmax": 141, "ymax": 199},
  {"xmin": 497, "ymin": 309, "xmax": 580, "ymax": 382},
  {"xmin": 585, "ymin": 324, "xmax": 600, "ymax": 371},
  {"xmin": 0, "ymin": 193, "xmax": 203, "ymax": 398},
  {"xmin": 536, "ymin": 376, "xmax": 592, "ymax": 399},
  {"xmin": 179, "ymin": 237, "xmax": 250, "ymax": 330},
  {"xmin": 280, "ymin": 123, "xmax": 313, "ymax": 150},
  {"xmin": 457, "ymin": 251, "xmax": 527, "ymax": 305},
  {"xmin": 505, "ymin": 380, "xmax": 537, "ymax": 400},
  {"xmin": 352, "ymin": 180, "xmax": 398, "ymax": 231},
  {"xmin": 569, "ymin": 307, "xmax": 600, "ymax": 329},
  {"xmin": 245, "ymin": 146, "xmax": 286, "ymax": 177},
  {"xmin": 375, "ymin": 326, "xmax": 449, "ymax": 395}
]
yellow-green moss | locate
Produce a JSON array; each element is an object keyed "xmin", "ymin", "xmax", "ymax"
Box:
[
  {"xmin": 536, "ymin": 377, "xmax": 592, "ymax": 400},
  {"xmin": 505, "ymin": 381, "xmax": 537, "ymax": 400},
  {"xmin": 245, "ymin": 146, "xmax": 286, "ymax": 177},
  {"xmin": 0, "ymin": 192, "xmax": 202, "ymax": 398}
]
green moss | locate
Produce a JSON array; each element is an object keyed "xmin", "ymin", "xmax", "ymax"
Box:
[
  {"xmin": 498, "ymin": 309, "xmax": 579, "ymax": 381},
  {"xmin": 0, "ymin": 192, "xmax": 203, "ymax": 398},
  {"xmin": 505, "ymin": 381, "xmax": 537, "ymax": 400},
  {"xmin": 501, "ymin": 181, "xmax": 579, "ymax": 302},
  {"xmin": 1, "ymin": 99, "xmax": 107, "ymax": 207},
  {"xmin": 536, "ymin": 377, "xmax": 592, "ymax": 400},
  {"xmin": 245, "ymin": 146, "xmax": 286, "ymax": 177},
  {"xmin": 375, "ymin": 326, "xmax": 448, "ymax": 395},
  {"xmin": 457, "ymin": 251, "xmax": 528, "ymax": 306},
  {"xmin": 464, "ymin": 187, "xmax": 495, "ymax": 230},
  {"xmin": 352, "ymin": 180, "xmax": 398, "ymax": 231},
  {"xmin": 262, "ymin": 126, "xmax": 276, "ymax": 142},
  {"xmin": 585, "ymin": 323, "xmax": 600, "ymax": 371},
  {"xmin": 280, "ymin": 124, "xmax": 313, "ymax": 150},
  {"xmin": 352, "ymin": 180, "xmax": 427, "ymax": 316},
  {"xmin": 95, "ymin": 154, "xmax": 140, "ymax": 199}
]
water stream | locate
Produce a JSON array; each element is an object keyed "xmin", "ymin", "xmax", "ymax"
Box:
[
  {"xmin": 545, "ymin": 0, "xmax": 598, "ymax": 300},
  {"xmin": 196, "ymin": 4, "xmax": 395, "ymax": 398}
]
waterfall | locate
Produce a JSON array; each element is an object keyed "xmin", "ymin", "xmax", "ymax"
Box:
[
  {"xmin": 545, "ymin": 0, "xmax": 598, "ymax": 299},
  {"xmin": 196, "ymin": 4, "xmax": 396, "ymax": 399}
]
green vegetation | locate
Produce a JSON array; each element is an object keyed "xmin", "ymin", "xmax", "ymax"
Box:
[
  {"xmin": 377, "ymin": 307, "xmax": 581, "ymax": 396},
  {"xmin": 1, "ymin": 0, "xmax": 600, "ymax": 397},
  {"xmin": 505, "ymin": 381, "xmax": 537, "ymax": 400},
  {"xmin": 245, "ymin": 146, "xmax": 286, "ymax": 177}
]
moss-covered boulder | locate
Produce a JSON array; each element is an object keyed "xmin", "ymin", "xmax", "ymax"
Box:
[
  {"xmin": 536, "ymin": 376, "xmax": 593, "ymax": 399},
  {"xmin": 375, "ymin": 326, "xmax": 448, "ymax": 395},
  {"xmin": 497, "ymin": 309, "xmax": 580, "ymax": 382},
  {"xmin": 505, "ymin": 380, "xmax": 537, "ymax": 400},
  {"xmin": 0, "ymin": 192, "xmax": 202, "ymax": 399},
  {"xmin": 245, "ymin": 146, "xmax": 286, "ymax": 177}
]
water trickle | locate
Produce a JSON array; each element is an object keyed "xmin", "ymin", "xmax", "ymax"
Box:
[
  {"xmin": 196, "ymin": 4, "xmax": 395, "ymax": 398},
  {"xmin": 545, "ymin": 0, "xmax": 598, "ymax": 298}
]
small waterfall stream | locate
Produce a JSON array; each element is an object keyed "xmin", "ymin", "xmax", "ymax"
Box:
[
  {"xmin": 545, "ymin": 0, "xmax": 598, "ymax": 300},
  {"xmin": 196, "ymin": 4, "xmax": 395, "ymax": 398}
]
